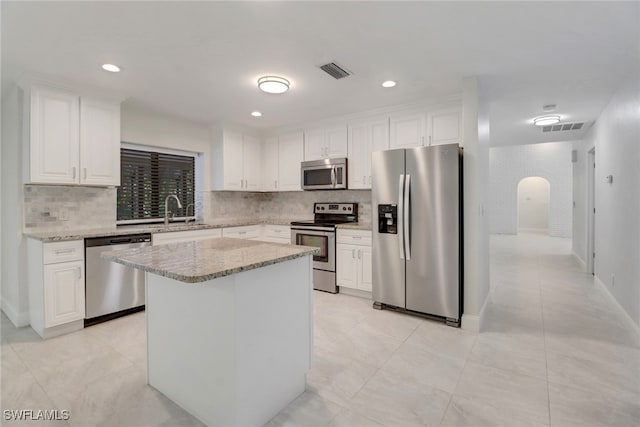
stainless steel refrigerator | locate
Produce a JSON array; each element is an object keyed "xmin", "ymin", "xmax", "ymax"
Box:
[{"xmin": 372, "ymin": 144, "xmax": 462, "ymax": 326}]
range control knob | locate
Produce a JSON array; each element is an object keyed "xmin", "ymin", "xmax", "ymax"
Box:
[
  {"xmin": 348, "ymin": 207, "xmax": 352, "ymax": 211},
  {"xmin": 343, "ymin": 207, "xmax": 347, "ymax": 211}
]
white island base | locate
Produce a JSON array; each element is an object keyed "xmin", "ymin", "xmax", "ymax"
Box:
[{"xmin": 145, "ymin": 256, "xmax": 313, "ymax": 427}]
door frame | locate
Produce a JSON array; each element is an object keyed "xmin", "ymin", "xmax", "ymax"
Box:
[{"xmin": 587, "ymin": 147, "xmax": 596, "ymax": 275}]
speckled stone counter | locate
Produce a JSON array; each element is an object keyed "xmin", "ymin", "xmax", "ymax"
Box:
[
  {"xmin": 102, "ymin": 237, "xmax": 318, "ymax": 283},
  {"xmin": 24, "ymin": 219, "xmax": 299, "ymax": 242}
]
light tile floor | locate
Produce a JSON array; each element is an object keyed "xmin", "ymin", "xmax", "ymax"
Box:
[{"xmin": 2, "ymin": 234, "xmax": 639, "ymax": 426}]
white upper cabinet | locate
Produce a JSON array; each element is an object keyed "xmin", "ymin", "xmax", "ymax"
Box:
[
  {"xmin": 29, "ymin": 85, "xmax": 80, "ymax": 184},
  {"xmin": 242, "ymin": 134, "xmax": 262, "ymax": 191},
  {"xmin": 79, "ymin": 98, "xmax": 121, "ymax": 186},
  {"xmin": 277, "ymin": 131, "xmax": 304, "ymax": 191},
  {"xmin": 426, "ymin": 107, "xmax": 462, "ymax": 147},
  {"xmin": 262, "ymin": 136, "xmax": 279, "ymax": 191},
  {"xmin": 389, "ymin": 111, "xmax": 425, "ymax": 149},
  {"xmin": 213, "ymin": 129, "xmax": 262, "ymax": 191},
  {"xmin": 304, "ymin": 125, "xmax": 347, "ymax": 160},
  {"xmin": 347, "ymin": 117, "xmax": 389, "ymax": 189},
  {"xmin": 27, "ymin": 83, "xmax": 120, "ymax": 186}
]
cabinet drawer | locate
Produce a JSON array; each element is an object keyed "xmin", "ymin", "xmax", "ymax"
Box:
[
  {"xmin": 153, "ymin": 228, "xmax": 222, "ymax": 245},
  {"xmin": 336, "ymin": 230, "xmax": 372, "ymax": 246},
  {"xmin": 43, "ymin": 240, "xmax": 84, "ymax": 264},
  {"xmin": 263, "ymin": 225, "xmax": 290, "ymax": 239},
  {"xmin": 222, "ymin": 225, "xmax": 261, "ymax": 240}
]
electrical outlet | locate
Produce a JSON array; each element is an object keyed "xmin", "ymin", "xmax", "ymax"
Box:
[{"xmin": 611, "ymin": 273, "xmax": 615, "ymax": 288}]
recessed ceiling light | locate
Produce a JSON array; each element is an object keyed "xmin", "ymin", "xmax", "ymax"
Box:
[
  {"xmin": 382, "ymin": 80, "xmax": 396, "ymax": 88},
  {"xmin": 101, "ymin": 63, "xmax": 121, "ymax": 73},
  {"xmin": 533, "ymin": 115, "xmax": 561, "ymax": 126},
  {"xmin": 251, "ymin": 111, "xmax": 262, "ymax": 117},
  {"xmin": 258, "ymin": 76, "xmax": 290, "ymax": 94}
]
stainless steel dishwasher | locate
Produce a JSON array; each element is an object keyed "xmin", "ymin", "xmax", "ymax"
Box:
[{"xmin": 84, "ymin": 234, "xmax": 151, "ymax": 325}]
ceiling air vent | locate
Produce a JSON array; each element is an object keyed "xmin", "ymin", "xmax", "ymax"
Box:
[
  {"xmin": 542, "ymin": 122, "xmax": 585, "ymax": 133},
  {"xmin": 319, "ymin": 62, "xmax": 352, "ymax": 80}
]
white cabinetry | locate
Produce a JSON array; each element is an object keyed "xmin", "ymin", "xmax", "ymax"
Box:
[
  {"xmin": 222, "ymin": 225, "xmax": 262, "ymax": 240},
  {"xmin": 304, "ymin": 125, "xmax": 347, "ymax": 161},
  {"xmin": 336, "ymin": 229, "xmax": 373, "ymax": 294},
  {"xmin": 389, "ymin": 111, "xmax": 425, "ymax": 149},
  {"xmin": 261, "ymin": 224, "xmax": 291, "ymax": 244},
  {"xmin": 26, "ymin": 83, "xmax": 120, "ymax": 186},
  {"xmin": 27, "ymin": 239, "xmax": 85, "ymax": 338},
  {"xmin": 262, "ymin": 132, "xmax": 304, "ymax": 192},
  {"xmin": 152, "ymin": 228, "xmax": 222, "ymax": 245},
  {"xmin": 348, "ymin": 118, "xmax": 389, "ymax": 189},
  {"xmin": 212, "ymin": 129, "xmax": 262, "ymax": 191},
  {"xmin": 426, "ymin": 107, "xmax": 462, "ymax": 147}
]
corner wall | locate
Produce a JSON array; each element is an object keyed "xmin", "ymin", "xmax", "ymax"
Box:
[
  {"xmin": 489, "ymin": 142, "xmax": 573, "ymax": 237},
  {"xmin": 583, "ymin": 72, "xmax": 640, "ymax": 328}
]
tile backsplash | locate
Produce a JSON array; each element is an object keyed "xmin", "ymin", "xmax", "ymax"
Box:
[
  {"xmin": 23, "ymin": 185, "xmax": 116, "ymax": 233},
  {"xmin": 204, "ymin": 190, "xmax": 372, "ymax": 226}
]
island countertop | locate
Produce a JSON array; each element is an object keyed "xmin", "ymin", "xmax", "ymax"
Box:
[{"xmin": 102, "ymin": 237, "xmax": 319, "ymax": 283}]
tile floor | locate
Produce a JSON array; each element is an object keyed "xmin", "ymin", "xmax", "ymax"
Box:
[{"xmin": 2, "ymin": 233, "xmax": 639, "ymax": 426}]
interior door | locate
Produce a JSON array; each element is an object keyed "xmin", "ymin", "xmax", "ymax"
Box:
[
  {"xmin": 405, "ymin": 145, "xmax": 460, "ymax": 319},
  {"xmin": 371, "ymin": 149, "xmax": 405, "ymax": 308}
]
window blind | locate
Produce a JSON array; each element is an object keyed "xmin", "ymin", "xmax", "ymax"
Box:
[{"xmin": 117, "ymin": 148, "xmax": 195, "ymax": 222}]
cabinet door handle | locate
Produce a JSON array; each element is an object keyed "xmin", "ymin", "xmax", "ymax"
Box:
[
  {"xmin": 428, "ymin": 135, "xmax": 432, "ymax": 146},
  {"xmin": 358, "ymin": 249, "xmax": 361, "ymax": 259},
  {"xmin": 72, "ymin": 167, "xmax": 76, "ymax": 179},
  {"xmin": 83, "ymin": 168, "xmax": 87, "ymax": 180},
  {"xmin": 275, "ymin": 180, "xmax": 277, "ymax": 189},
  {"xmin": 55, "ymin": 248, "xmax": 75, "ymax": 255},
  {"xmin": 76, "ymin": 267, "xmax": 82, "ymax": 280},
  {"xmin": 363, "ymin": 175, "xmax": 366, "ymax": 184},
  {"xmin": 369, "ymin": 176, "xmax": 372, "ymax": 184},
  {"xmin": 352, "ymin": 249, "xmax": 355, "ymax": 258},
  {"xmin": 352, "ymin": 236, "xmax": 362, "ymax": 240}
]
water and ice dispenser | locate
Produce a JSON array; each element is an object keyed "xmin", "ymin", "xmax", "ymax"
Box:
[{"xmin": 378, "ymin": 204, "xmax": 398, "ymax": 234}]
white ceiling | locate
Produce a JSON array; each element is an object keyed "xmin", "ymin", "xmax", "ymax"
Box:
[{"xmin": 2, "ymin": 1, "xmax": 638, "ymax": 146}]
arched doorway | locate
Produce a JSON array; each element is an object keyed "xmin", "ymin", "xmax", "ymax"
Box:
[{"xmin": 517, "ymin": 176, "xmax": 550, "ymax": 234}]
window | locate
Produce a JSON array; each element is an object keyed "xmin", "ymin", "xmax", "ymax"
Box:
[{"xmin": 117, "ymin": 148, "xmax": 195, "ymax": 223}]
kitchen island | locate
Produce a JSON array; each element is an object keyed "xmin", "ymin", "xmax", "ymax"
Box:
[{"xmin": 103, "ymin": 238, "xmax": 318, "ymax": 427}]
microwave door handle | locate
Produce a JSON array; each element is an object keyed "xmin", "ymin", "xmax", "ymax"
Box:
[
  {"xmin": 398, "ymin": 174, "xmax": 405, "ymax": 260},
  {"xmin": 331, "ymin": 167, "xmax": 336, "ymax": 188},
  {"xmin": 404, "ymin": 174, "xmax": 411, "ymax": 260}
]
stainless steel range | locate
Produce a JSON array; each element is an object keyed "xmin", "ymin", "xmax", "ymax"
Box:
[{"xmin": 291, "ymin": 202, "xmax": 358, "ymax": 293}]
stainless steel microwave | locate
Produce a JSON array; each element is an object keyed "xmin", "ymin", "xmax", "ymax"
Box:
[{"xmin": 301, "ymin": 158, "xmax": 347, "ymax": 190}]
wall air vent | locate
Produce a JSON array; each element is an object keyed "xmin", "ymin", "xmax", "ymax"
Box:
[
  {"xmin": 542, "ymin": 122, "xmax": 585, "ymax": 133},
  {"xmin": 319, "ymin": 62, "xmax": 352, "ymax": 80}
]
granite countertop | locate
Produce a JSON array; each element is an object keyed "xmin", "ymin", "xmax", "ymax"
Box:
[
  {"xmin": 102, "ymin": 237, "xmax": 319, "ymax": 283},
  {"xmin": 24, "ymin": 219, "xmax": 299, "ymax": 242},
  {"xmin": 335, "ymin": 222, "xmax": 372, "ymax": 231}
]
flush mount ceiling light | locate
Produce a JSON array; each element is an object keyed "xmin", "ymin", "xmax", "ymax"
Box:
[
  {"xmin": 258, "ymin": 76, "xmax": 289, "ymax": 94},
  {"xmin": 251, "ymin": 111, "xmax": 262, "ymax": 117},
  {"xmin": 382, "ymin": 80, "xmax": 397, "ymax": 88},
  {"xmin": 101, "ymin": 63, "xmax": 121, "ymax": 73},
  {"xmin": 533, "ymin": 115, "xmax": 560, "ymax": 126}
]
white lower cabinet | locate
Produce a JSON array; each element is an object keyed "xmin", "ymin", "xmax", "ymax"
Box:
[
  {"xmin": 27, "ymin": 239, "xmax": 85, "ymax": 338},
  {"xmin": 152, "ymin": 228, "xmax": 222, "ymax": 245},
  {"xmin": 261, "ymin": 224, "xmax": 291, "ymax": 244},
  {"xmin": 222, "ymin": 225, "xmax": 262, "ymax": 240},
  {"xmin": 336, "ymin": 229, "xmax": 373, "ymax": 293}
]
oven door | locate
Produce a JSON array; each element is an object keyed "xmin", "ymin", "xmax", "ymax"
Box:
[{"xmin": 291, "ymin": 228, "xmax": 335, "ymax": 272}]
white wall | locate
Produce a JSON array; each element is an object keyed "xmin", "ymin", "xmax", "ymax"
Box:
[
  {"xmin": 461, "ymin": 77, "xmax": 491, "ymax": 332},
  {"xmin": 579, "ymin": 72, "xmax": 640, "ymax": 328},
  {"xmin": 490, "ymin": 142, "xmax": 573, "ymax": 238},
  {"xmin": 517, "ymin": 177, "xmax": 550, "ymax": 232}
]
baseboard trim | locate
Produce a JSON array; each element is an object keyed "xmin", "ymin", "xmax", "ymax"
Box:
[
  {"xmin": 572, "ymin": 251, "xmax": 586, "ymax": 271},
  {"xmin": 594, "ymin": 275, "xmax": 640, "ymax": 339},
  {"xmin": 339, "ymin": 287, "xmax": 372, "ymax": 300},
  {"xmin": 1, "ymin": 299, "xmax": 30, "ymax": 327},
  {"xmin": 461, "ymin": 292, "xmax": 489, "ymax": 333}
]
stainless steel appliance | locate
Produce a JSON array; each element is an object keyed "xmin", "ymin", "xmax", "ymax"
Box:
[
  {"xmin": 84, "ymin": 234, "xmax": 151, "ymax": 325},
  {"xmin": 372, "ymin": 144, "xmax": 462, "ymax": 326},
  {"xmin": 291, "ymin": 203, "xmax": 358, "ymax": 293},
  {"xmin": 301, "ymin": 158, "xmax": 348, "ymax": 190}
]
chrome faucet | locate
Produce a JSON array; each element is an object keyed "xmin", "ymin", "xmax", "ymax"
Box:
[
  {"xmin": 184, "ymin": 203, "xmax": 195, "ymax": 224},
  {"xmin": 164, "ymin": 195, "xmax": 183, "ymax": 225}
]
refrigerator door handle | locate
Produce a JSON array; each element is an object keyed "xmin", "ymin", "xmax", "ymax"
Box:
[
  {"xmin": 398, "ymin": 174, "xmax": 405, "ymax": 260},
  {"xmin": 404, "ymin": 174, "xmax": 411, "ymax": 260}
]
